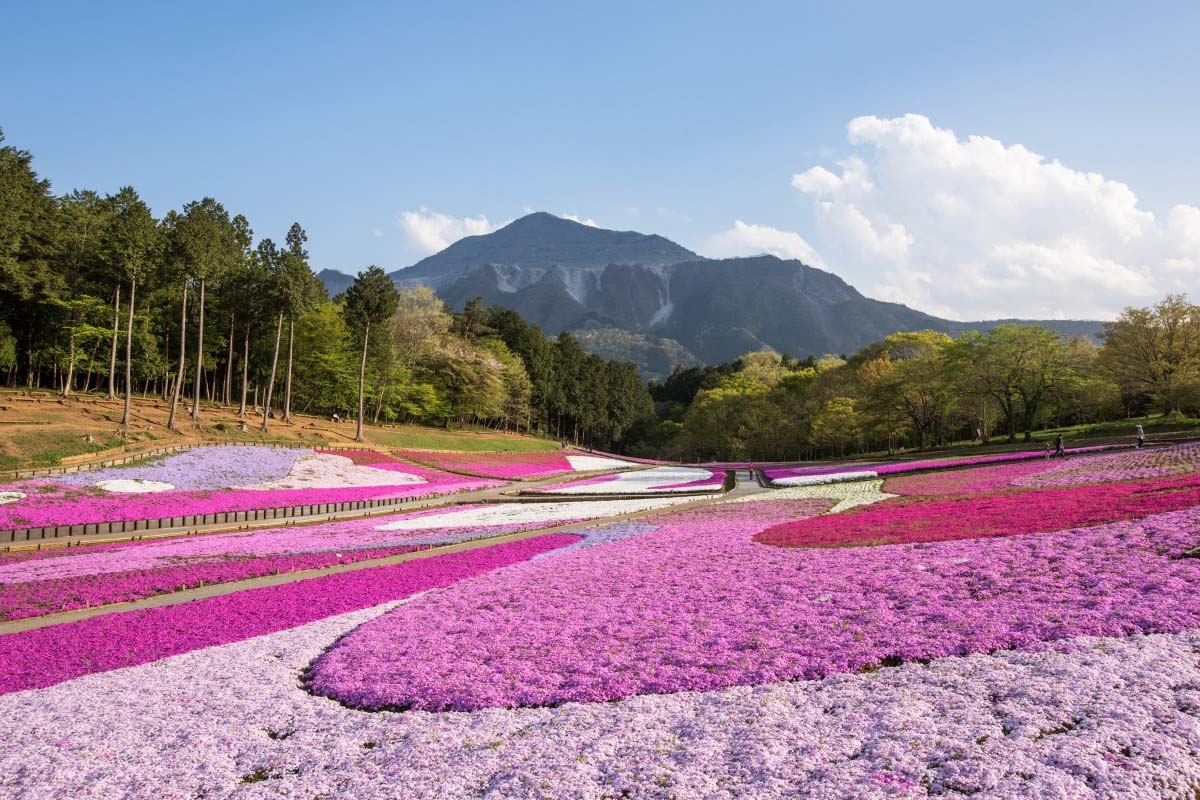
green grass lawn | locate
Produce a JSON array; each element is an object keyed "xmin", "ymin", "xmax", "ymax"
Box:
[
  {"xmin": 0, "ymin": 428, "xmax": 126, "ymax": 470},
  {"xmin": 366, "ymin": 426, "xmax": 560, "ymax": 452}
]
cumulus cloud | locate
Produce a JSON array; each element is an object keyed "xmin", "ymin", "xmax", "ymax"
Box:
[
  {"xmin": 790, "ymin": 114, "xmax": 1200, "ymax": 319},
  {"xmin": 707, "ymin": 220, "xmax": 825, "ymax": 266},
  {"xmin": 398, "ymin": 207, "xmax": 501, "ymax": 254},
  {"xmin": 560, "ymin": 213, "xmax": 599, "ymax": 227}
]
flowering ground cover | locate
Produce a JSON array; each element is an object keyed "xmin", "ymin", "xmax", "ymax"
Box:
[
  {"xmin": 734, "ymin": 478, "xmax": 897, "ymax": 513},
  {"xmin": 759, "ymin": 472, "xmax": 1200, "ymax": 548},
  {"xmin": 7, "ymin": 604, "xmax": 1200, "ymax": 799},
  {"xmin": 883, "ymin": 459, "xmax": 1058, "ymax": 496},
  {"xmin": 762, "ymin": 444, "xmax": 1130, "ymax": 486},
  {"xmin": 306, "ymin": 496, "xmax": 1200, "ymax": 712},
  {"xmin": 0, "ymin": 533, "xmax": 575, "ymax": 694},
  {"xmin": 529, "ymin": 465, "xmax": 723, "ymax": 494},
  {"xmin": 0, "ymin": 497, "xmax": 686, "ymax": 620},
  {"xmin": 391, "ymin": 448, "xmax": 635, "ymax": 479},
  {"xmin": 0, "ymin": 447, "xmax": 499, "ymax": 529},
  {"xmin": 1014, "ymin": 440, "xmax": 1200, "ymax": 487}
]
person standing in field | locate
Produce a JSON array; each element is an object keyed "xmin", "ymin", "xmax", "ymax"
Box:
[
  {"xmin": 1136, "ymin": 424, "xmax": 1145, "ymax": 448},
  {"xmin": 1054, "ymin": 433, "xmax": 1066, "ymax": 458}
]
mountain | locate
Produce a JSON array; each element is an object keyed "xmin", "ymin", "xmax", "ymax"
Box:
[
  {"xmin": 392, "ymin": 211, "xmax": 699, "ymax": 288},
  {"xmin": 316, "ymin": 269, "xmax": 354, "ymax": 298},
  {"xmin": 317, "ymin": 213, "xmax": 1105, "ymax": 377}
]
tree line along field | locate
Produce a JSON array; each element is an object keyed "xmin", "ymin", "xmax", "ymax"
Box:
[{"xmin": 5, "ymin": 128, "xmax": 1200, "ymax": 467}]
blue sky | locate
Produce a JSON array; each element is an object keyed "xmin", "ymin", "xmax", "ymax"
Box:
[{"xmin": 3, "ymin": 1, "xmax": 1199, "ymax": 319}]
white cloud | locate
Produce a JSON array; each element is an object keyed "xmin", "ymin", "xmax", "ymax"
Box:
[
  {"xmin": 790, "ymin": 114, "xmax": 1200, "ymax": 319},
  {"xmin": 560, "ymin": 213, "xmax": 599, "ymax": 227},
  {"xmin": 707, "ymin": 220, "xmax": 825, "ymax": 266},
  {"xmin": 398, "ymin": 207, "xmax": 501, "ymax": 254}
]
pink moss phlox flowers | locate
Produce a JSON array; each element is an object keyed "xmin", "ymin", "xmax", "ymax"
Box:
[
  {"xmin": 758, "ymin": 472, "xmax": 1200, "ymax": 548},
  {"xmin": 0, "ymin": 533, "xmax": 576, "ymax": 694},
  {"xmin": 306, "ymin": 494, "xmax": 1200, "ymax": 712},
  {"xmin": 1013, "ymin": 441, "xmax": 1200, "ymax": 488}
]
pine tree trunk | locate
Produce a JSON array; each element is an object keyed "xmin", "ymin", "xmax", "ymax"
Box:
[
  {"xmin": 191, "ymin": 278, "xmax": 206, "ymax": 422},
  {"xmin": 283, "ymin": 317, "xmax": 294, "ymax": 423},
  {"xmin": 239, "ymin": 323, "xmax": 250, "ymax": 418},
  {"xmin": 261, "ymin": 313, "xmax": 283, "ymax": 433},
  {"xmin": 224, "ymin": 311, "xmax": 235, "ymax": 407},
  {"xmin": 63, "ymin": 330, "xmax": 76, "ymax": 397},
  {"xmin": 356, "ymin": 322, "xmax": 370, "ymax": 443},
  {"xmin": 121, "ymin": 275, "xmax": 137, "ymax": 430},
  {"xmin": 167, "ymin": 280, "xmax": 188, "ymax": 433},
  {"xmin": 107, "ymin": 285, "xmax": 120, "ymax": 400}
]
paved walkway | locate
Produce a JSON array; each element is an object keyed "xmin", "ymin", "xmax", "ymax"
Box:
[{"xmin": 0, "ymin": 473, "xmax": 771, "ymax": 635}]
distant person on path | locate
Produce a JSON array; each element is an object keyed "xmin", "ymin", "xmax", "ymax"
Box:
[
  {"xmin": 1054, "ymin": 433, "xmax": 1065, "ymax": 458},
  {"xmin": 1136, "ymin": 424, "xmax": 1145, "ymax": 449}
]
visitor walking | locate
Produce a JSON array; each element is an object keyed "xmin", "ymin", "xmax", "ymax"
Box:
[
  {"xmin": 1054, "ymin": 433, "xmax": 1065, "ymax": 458},
  {"xmin": 1136, "ymin": 423, "xmax": 1145, "ymax": 449}
]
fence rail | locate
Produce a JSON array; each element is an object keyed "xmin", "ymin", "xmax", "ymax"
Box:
[{"xmin": 2, "ymin": 489, "xmax": 442, "ymax": 545}]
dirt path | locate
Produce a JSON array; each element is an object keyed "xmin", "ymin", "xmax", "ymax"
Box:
[{"xmin": 0, "ymin": 475, "xmax": 768, "ymax": 635}]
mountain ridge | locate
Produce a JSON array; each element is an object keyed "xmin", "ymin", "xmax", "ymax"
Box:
[{"xmin": 319, "ymin": 213, "xmax": 1105, "ymax": 378}]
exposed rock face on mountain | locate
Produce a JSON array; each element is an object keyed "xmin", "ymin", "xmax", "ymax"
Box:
[{"xmin": 318, "ymin": 213, "xmax": 1104, "ymax": 376}]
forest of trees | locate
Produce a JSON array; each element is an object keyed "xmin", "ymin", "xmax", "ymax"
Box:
[
  {"xmin": 630, "ymin": 296, "xmax": 1200, "ymax": 461},
  {"xmin": 0, "ymin": 128, "xmax": 651, "ymax": 449}
]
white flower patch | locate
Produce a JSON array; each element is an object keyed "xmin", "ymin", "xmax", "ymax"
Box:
[
  {"xmin": 564, "ymin": 454, "xmax": 637, "ymax": 472},
  {"xmin": 238, "ymin": 453, "xmax": 425, "ymax": 491},
  {"xmin": 543, "ymin": 466, "xmax": 719, "ymax": 495},
  {"xmin": 373, "ymin": 497, "xmax": 693, "ymax": 531},
  {"xmin": 0, "ymin": 491, "xmax": 26, "ymax": 505},
  {"xmin": 94, "ymin": 479, "xmax": 175, "ymax": 494},
  {"xmin": 770, "ymin": 470, "xmax": 879, "ymax": 487},
  {"xmin": 732, "ymin": 479, "xmax": 896, "ymax": 514}
]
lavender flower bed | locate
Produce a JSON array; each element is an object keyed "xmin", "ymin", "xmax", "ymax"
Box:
[
  {"xmin": 308, "ymin": 498, "xmax": 1200, "ymax": 712},
  {"xmin": 1014, "ymin": 441, "xmax": 1200, "ymax": 487},
  {"xmin": 56, "ymin": 446, "xmax": 305, "ymax": 490}
]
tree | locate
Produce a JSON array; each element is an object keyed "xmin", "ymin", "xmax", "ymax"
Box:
[
  {"xmin": 173, "ymin": 198, "xmax": 241, "ymax": 424},
  {"xmin": 1099, "ymin": 295, "xmax": 1200, "ymax": 413},
  {"xmin": 258, "ymin": 239, "xmax": 283, "ymax": 432},
  {"xmin": 54, "ymin": 190, "xmax": 113, "ymax": 396},
  {"xmin": 342, "ymin": 266, "xmax": 399, "ymax": 441},
  {"xmin": 104, "ymin": 187, "xmax": 157, "ymax": 430},
  {"xmin": 812, "ymin": 396, "xmax": 862, "ymax": 456},
  {"xmin": 866, "ymin": 332, "xmax": 954, "ymax": 450},
  {"xmin": 279, "ymin": 222, "xmax": 320, "ymax": 423}
]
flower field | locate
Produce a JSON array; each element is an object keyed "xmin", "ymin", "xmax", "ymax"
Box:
[
  {"xmin": 761, "ymin": 443, "xmax": 1130, "ymax": 486},
  {"xmin": 0, "ymin": 497, "xmax": 687, "ymax": 620},
  {"xmin": 528, "ymin": 465, "xmax": 724, "ymax": 494},
  {"xmin": 391, "ymin": 449, "xmax": 636, "ymax": 479},
  {"xmin": 4, "ymin": 443, "xmax": 1200, "ymax": 797},
  {"xmin": 0, "ymin": 446, "xmax": 498, "ymax": 529}
]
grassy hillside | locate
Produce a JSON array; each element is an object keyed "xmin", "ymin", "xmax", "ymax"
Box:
[{"xmin": 0, "ymin": 389, "xmax": 556, "ymax": 471}]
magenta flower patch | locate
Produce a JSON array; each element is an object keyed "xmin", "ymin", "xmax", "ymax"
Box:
[
  {"xmin": 0, "ymin": 533, "xmax": 576, "ymax": 694},
  {"xmin": 306, "ymin": 495, "xmax": 1200, "ymax": 712}
]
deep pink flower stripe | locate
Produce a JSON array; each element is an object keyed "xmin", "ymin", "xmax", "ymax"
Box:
[{"xmin": 0, "ymin": 533, "xmax": 576, "ymax": 695}]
